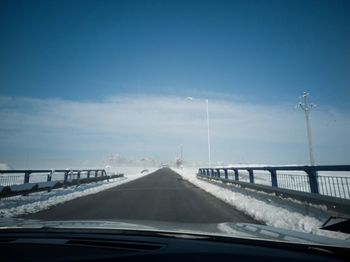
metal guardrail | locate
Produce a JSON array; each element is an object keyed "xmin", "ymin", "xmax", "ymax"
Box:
[
  {"xmin": 0, "ymin": 171, "xmax": 124, "ymax": 199},
  {"xmin": 0, "ymin": 169, "xmax": 108, "ymax": 186},
  {"xmin": 198, "ymin": 165, "xmax": 350, "ymax": 199}
]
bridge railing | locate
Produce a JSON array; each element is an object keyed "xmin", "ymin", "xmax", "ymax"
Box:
[
  {"xmin": 198, "ymin": 165, "xmax": 350, "ymax": 199},
  {"xmin": 0, "ymin": 169, "xmax": 108, "ymax": 186}
]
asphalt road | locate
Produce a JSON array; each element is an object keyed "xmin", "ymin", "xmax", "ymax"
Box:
[{"xmin": 24, "ymin": 168, "xmax": 258, "ymax": 223}]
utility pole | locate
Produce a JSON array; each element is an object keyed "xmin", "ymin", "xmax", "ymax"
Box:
[
  {"xmin": 298, "ymin": 92, "xmax": 316, "ymax": 165},
  {"xmin": 179, "ymin": 144, "xmax": 183, "ymax": 162}
]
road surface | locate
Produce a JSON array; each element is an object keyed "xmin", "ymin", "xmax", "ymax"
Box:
[{"xmin": 24, "ymin": 168, "xmax": 258, "ymax": 223}]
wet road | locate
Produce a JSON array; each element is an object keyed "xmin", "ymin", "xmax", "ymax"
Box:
[{"xmin": 24, "ymin": 168, "xmax": 257, "ymax": 223}]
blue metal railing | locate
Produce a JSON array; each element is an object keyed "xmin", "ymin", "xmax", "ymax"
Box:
[
  {"xmin": 198, "ymin": 165, "xmax": 350, "ymax": 199},
  {"xmin": 0, "ymin": 169, "xmax": 108, "ymax": 186}
]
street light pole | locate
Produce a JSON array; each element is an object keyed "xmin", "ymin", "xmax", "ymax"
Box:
[
  {"xmin": 187, "ymin": 97, "xmax": 212, "ymax": 167},
  {"xmin": 298, "ymin": 92, "xmax": 315, "ymax": 166},
  {"xmin": 205, "ymin": 99, "xmax": 211, "ymax": 167}
]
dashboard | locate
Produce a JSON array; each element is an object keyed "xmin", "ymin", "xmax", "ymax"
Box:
[{"xmin": 0, "ymin": 228, "xmax": 348, "ymax": 261}]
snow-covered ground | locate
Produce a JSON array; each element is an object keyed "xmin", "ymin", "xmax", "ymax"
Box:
[
  {"xmin": 0, "ymin": 167, "xmax": 155, "ymax": 218},
  {"xmin": 174, "ymin": 167, "xmax": 350, "ymax": 241}
]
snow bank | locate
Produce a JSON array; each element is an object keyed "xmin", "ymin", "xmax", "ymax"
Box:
[
  {"xmin": 174, "ymin": 167, "xmax": 349, "ymax": 240},
  {"xmin": 0, "ymin": 167, "xmax": 155, "ymax": 218}
]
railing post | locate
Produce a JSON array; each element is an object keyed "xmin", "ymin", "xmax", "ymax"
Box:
[
  {"xmin": 269, "ymin": 169, "xmax": 278, "ymax": 187},
  {"xmin": 24, "ymin": 171, "xmax": 30, "ymax": 184},
  {"xmin": 47, "ymin": 170, "xmax": 53, "ymax": 182},
  {"xmin": 248, "ymin": 169, "xmax": 254, "ymax": 184},
  {"xmin": 211, "ymin": 169, "xmax": 214, "ymax": 177},
  {"xmin": 95, "ymin": 170, "xmax": 98, "ymax": 178},
  {"xmin": 217, "ymin": 169, "xmax": 220, "ymax": 178},
  {"xmin": 306, "ymin": 168, "xmax": 319, "ymax": 194},
  {"xmin": 77, "ymin": 171, "xmax": 81, "ymax": 180},
  {"xmin": 234, "ymin": 169, "xmax": 239, "ymax": 181},
  {"xmin": 224, "ymin": 169, "xmax": 228, "ymax": 179}
]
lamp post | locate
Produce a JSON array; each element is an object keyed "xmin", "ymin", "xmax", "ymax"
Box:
[
  {"xmin": 298, "ymin": 92, "xmax": 315, "ymax": 166},
  {"xmin": 176, "ymin": 144, "xmax": 183, "ymax": 169},
  {"xmin": 187, "ymin": 97, "xmax": 211, "ymax": 167}
]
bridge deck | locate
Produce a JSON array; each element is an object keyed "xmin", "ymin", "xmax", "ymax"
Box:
[{"xmin": 23, "ymin": 168, "xmax": 258, "ymax": 223}]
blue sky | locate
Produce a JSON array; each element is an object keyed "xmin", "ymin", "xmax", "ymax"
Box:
[{"xmin": 1, "ymin": 0, "xmax": 350, "ymax": 167}]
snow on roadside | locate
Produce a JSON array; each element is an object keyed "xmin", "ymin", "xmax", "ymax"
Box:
[
  {"xmin": 174, "ymin": 167, "xmax": 349, "ymax": 241},
  {"xmin": 0, "ymin": 167, "xmax": 155, "ymax": 218}
]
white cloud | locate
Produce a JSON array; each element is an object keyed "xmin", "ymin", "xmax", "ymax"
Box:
[{"xmin": 0, "ymin": 94, "xmax": 349, "ymax": 167}]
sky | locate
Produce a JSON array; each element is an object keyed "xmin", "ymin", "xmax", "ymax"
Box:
[{"xmin": 0, "ymin": 0, "xmax": 350, "ymax": 168}]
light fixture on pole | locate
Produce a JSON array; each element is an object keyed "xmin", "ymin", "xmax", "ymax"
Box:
[
  {"xmin": 298, "ymin": 92, "xmax": 316, "ymax": 166},
  {"xmin": 187, "ymin": 97, "xmax": 211, "ymax": 167}
]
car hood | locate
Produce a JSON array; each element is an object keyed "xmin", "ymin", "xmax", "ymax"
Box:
[{"xmin": 0, "ymin": 218, "xmax": 349, "ymax": 248}]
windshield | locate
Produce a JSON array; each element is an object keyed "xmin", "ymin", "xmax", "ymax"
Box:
[{"xmin": 0, "ymin": 0, "xmax": 349, "ymax": 248}]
